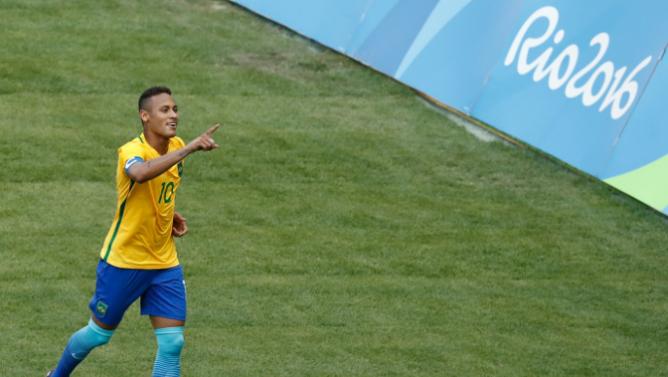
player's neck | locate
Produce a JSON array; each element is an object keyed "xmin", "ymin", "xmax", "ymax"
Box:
[{"xmin": 143, "ymin": 129, "xmax": 170, "ymax": 155}]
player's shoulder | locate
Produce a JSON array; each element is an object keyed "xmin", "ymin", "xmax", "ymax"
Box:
[{"xmin": 118, "ymin": 134, "xmax": 147, "ymax": 155}]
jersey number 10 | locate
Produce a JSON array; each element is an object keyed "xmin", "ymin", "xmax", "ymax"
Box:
[{"xmin": 158, "ymin": 182, "xmax": 175, "ymax": 204}]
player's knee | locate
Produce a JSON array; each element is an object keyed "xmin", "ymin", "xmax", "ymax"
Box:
[
  {"xmin": 68, "ymin": 319, "xmax": 115, "ymax": 358},
  {"xmin": 90, "ymin": 331, "xmax": 112, "ymax": 347},
  {"xmin": 155, "ymin": 328, "xmax": 185, "ymax": 356},
  {"xmin": 84, "ymin": 319, "xmax": 114, "ymax": 347}
]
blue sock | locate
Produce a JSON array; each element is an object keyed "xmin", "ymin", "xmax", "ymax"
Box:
[
  {"xmin": 52, "ymin": 319, "xmax": 114, "ymax": 377},
  {"xmin": 152, "ymin": 327, "xmax": 185, "ymax": 377}
]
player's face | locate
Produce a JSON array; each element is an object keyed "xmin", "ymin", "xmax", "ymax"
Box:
[{"xmin": 141, "ymin": 93, "xmax": 179, "ymax": 139}]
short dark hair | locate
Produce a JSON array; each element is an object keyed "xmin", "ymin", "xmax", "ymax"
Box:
[{"xmin": 138, "ymin": 86, "xmax": 172, "ymax": 111}]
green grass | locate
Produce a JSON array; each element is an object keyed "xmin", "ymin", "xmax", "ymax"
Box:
[{"xmin": 1, "ymin": 1, "xmax": 668, "ymax": 376}]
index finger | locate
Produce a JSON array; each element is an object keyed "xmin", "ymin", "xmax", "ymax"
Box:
[{"xmin": 205, "ymin": 123, "xmax": 221, "ymax": 136}]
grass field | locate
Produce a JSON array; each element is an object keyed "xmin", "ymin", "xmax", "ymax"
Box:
[{"xmin": 1, "ymin": 1, "xmax": 668, "ymax": 376}]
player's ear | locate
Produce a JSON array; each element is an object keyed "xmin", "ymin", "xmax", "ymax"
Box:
[{"xmin": 139, "ymin": 109, "xmax": 150, "ymax": 124}]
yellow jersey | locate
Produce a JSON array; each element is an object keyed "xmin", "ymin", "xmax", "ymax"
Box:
[{"xmin": 100, "ymin": 133, "xmax": 186, "ymax": 269}]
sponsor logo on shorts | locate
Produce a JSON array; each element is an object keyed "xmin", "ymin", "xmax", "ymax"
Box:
[{"xmin": 96, "ymin": 300, "xmax": 108, "ymax": 317}]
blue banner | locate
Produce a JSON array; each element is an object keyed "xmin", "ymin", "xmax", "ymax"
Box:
[{"xmin": 232, "ymin": 0, "xmax": 668, "ymax": 214}]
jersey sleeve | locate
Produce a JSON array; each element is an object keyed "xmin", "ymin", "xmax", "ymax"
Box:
[{"xmin": 118, "ymin": 142, "xmax": 147, "ymax": 177}]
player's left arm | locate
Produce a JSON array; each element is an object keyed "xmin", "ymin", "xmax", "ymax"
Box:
[{"xmin": 172, "ymin": 211, "xmax": 188, "ymax": 237}]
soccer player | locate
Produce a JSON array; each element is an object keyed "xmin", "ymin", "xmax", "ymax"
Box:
[{"xmin": 47, "ymin": 86, "xmax": 220, "ymax": 377}]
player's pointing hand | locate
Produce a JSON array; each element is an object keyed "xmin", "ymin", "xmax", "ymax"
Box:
[{"xmin": 188, "ymin": 123, "xmax": 221, "ymax": 152}]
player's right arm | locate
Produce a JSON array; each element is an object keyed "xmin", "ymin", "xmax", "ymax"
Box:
[{"xmin": 127, "ymin": 124, "xmax": 220, "ymax": 183}]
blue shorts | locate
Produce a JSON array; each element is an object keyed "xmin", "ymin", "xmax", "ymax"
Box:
[{"xmin": 88, "ymin": 259, "xmax": 186, "ymax": 327}]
